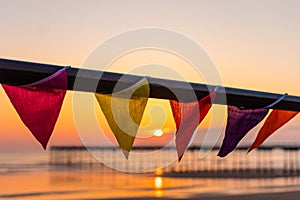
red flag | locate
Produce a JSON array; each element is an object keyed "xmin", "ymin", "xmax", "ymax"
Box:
[
  {"xmin": 170, "ymin": 91, "xmax": 216, "ymax": 161},
  {"xmin": 2, "ymin": 68, "xmax": 68, "ymax": 149},
  {"xmin": 249, "ymin": 110, "xmax": 298, "ymax": 152}
]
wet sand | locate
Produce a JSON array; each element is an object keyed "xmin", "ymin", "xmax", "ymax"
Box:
[
  {"xmin": 163, "ymin": 169, "xmax": 300, "ymax": 179},
  {"xmin": 194, "ymin": 191, "xmax": 300, "ymax": 200},
  {"xmin": 98, "ymin": 191, "xmax": 300, "ymax": 200}
]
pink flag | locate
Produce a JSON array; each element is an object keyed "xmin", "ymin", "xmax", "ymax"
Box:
[
  {"xmin": 170, "ymin": 91, "xmax": 216, "ymax": 161},
  {"xmin": 2, "ymin": 68, "xmax": 68, "ymax": 149}
]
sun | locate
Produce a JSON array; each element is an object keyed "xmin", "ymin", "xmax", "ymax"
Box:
[{"xmin": 153, "ymin": 129, "xmax": 163, "ymax": 137}]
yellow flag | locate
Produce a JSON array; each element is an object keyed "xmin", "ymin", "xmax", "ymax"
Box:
[{"xmin": 95, "ymin": 78, "xmax": 149, "ymax": 158}]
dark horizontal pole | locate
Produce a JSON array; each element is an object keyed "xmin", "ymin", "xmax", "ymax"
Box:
[{"xmin": 1, "ymin": 58, "xmax": 300, "ymax": 111}]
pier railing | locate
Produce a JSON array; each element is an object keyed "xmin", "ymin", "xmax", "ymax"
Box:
[{"xmin": 50, "ymin": 146, "xmax": 300, "ymax": 177}]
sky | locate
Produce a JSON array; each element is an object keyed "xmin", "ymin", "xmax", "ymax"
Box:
[{"xmin": 0, "ymin": 0, "xmax": 300, "ymax": 151}]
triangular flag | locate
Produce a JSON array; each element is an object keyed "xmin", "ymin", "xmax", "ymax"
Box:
[
  {"xmin": 2, "ymin": 68, "xmax": 68, "ymax": 149},
  {"xmin": 170, "ymin": 91, "xmax": 216, "ymax": 161},
  {"xmin": 95, "ymin": 78, "xmax": 149, "ymax": 158},
  {"xmin": 249, "ymin": 110, "xmax": 298, "ymax": 152},
  {"xmin": 218, "ymin": 106, "xmax": 268, "ymax": 157}
]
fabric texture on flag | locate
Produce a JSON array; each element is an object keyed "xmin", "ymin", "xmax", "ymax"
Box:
[
  {"xmin": 2, "ymin": 68, "xmax": 68, "ymax": 149},
  {"xmin": 249, "ymin": 110, "xmax": 298, "ymax": 152},
  {"xmin": 95, "ymin": 78, "xmax": 149, "ymax": 159},
  {"xmin": 218, "ymin": 106, "xmax": 268, "ymax": 157},
  {"xmin": 170, "ymin": 91, "xmax": 217, "ymax": 161}
]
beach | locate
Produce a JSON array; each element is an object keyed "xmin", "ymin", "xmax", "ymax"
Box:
[{"xmin": 1, "ymin": 150, "xmax": 300, "ymax": 200}]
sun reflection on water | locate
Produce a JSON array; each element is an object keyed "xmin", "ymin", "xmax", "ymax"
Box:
[
  {"xmin": 154, "ymin": 177, "xmax": 163, "ymax": 189},
  {"xmin": 154, "ymin": 177, "xmax": 164, "ymax": 197},
  {"xmin": 154, "ymin": 190, "xmax": 163, "ymax": 197}
]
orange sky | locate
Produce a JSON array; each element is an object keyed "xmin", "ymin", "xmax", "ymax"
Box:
[{"xmin": 0, "ymin": 1, "xmax": 300, "ymax": 151}]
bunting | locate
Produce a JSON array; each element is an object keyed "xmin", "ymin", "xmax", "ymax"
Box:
[
  {"xmin": 95, "ymin": 78, "xmax": 149, "ymax": 158},
  {"xmin": 170, "ymin": 91, "xmax": 217, "ymax": 161},
  {"xmin": 0, "ymin": 59, "xmax": 299, "ymax": 160},
  {"xmin": 218, "ymin": 106, "xmax": 268, "ymax": 157},
  {"xmin": 249, "ymin": 110, "xmax": 298, "ymax": 152},
  {"xmin": 2, "ymin": 68, "xmax": 68, "ymax": 149}
]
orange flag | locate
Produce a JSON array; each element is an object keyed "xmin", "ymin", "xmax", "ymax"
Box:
[{"xmin": 249, "ymin": 110, "xmax": 298, "ymax": 152}]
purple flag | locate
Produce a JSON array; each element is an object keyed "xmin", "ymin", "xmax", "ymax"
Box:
[{"xmin": 218, "ymin": 106, "xmax": 268, "ymax": 157}]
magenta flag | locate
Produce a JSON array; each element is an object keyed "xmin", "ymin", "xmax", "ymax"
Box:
[
  {"xmin": 170, "ymin": 91, "xmax": 217, "ymax": 161},
  {"xmin": 2, "ymin": 68, "xmax": 68, "ymax": 149},
  {"xmin": 218, "ymin": 106, "xmax": 268, "ymax": 157}
]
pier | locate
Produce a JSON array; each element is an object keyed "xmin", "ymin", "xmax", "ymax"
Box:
[{"xmin": 49, "ymin": 145, "xmax": 300, "ymax": 178}]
